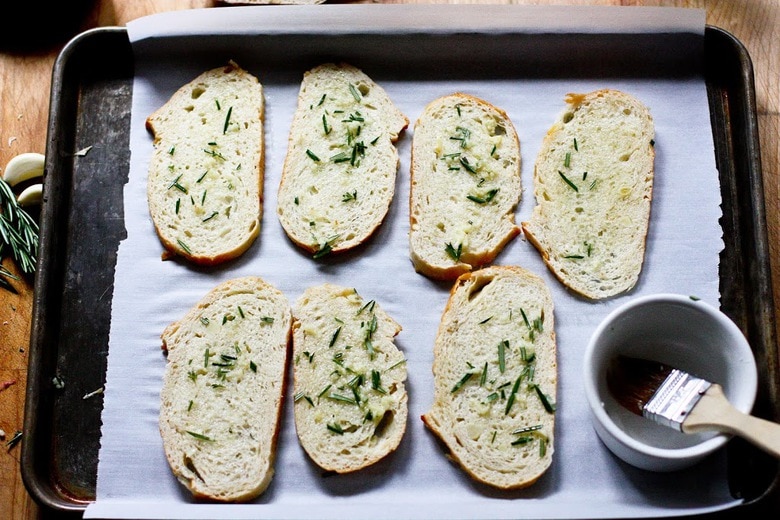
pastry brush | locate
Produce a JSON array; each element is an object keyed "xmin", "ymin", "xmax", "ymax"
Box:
[{"xmin": 606, "ymin": 355, "xmax": 780, "ymax": 458}]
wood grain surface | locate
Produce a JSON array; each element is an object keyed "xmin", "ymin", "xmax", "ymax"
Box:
[{"xmin": 0, "ymin": 1, "xmax": 777, "ymax": 518}]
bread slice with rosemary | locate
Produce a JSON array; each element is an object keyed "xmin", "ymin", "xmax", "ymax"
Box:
[
  {"xmin": 422, "ymin": 265, "xmax": 557, "ymax": 490},
  {"xmin": 277, "ymin": 63, "xmax": 408, "ymax": 258},
  {"xmin": 158, "ymin": 276, "xmax": 291, "ymax": 502},
  {"xmin": 521, "ymin": 89, "xmax": 655, "ymax": 299},
  {"xmin": 146, "ymin": 61, "xmax": 264, "ymax": 265},
  {"xmin": 291, "ymin": 284, "xmax": 407, "ymax": 473},
  {"xmin": 409, "ymin": 93, "xmax": 522, "ymax": 280}
]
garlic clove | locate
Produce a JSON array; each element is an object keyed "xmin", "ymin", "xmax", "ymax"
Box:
[
  {"xmin": 3, "ymin": 152, "xmax": 45, "ymax": 187},
  {"xmin": 17, "ymin": 183, "xmax": 43, "ymax": 206}
]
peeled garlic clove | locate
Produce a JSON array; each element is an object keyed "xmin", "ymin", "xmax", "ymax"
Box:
[
  {"xmin": 17, "ymin": 183, "xmax": 42, "ymax": 206},
  {"xmin": 3, "ymin": 152, "xmax": 45, "ymax": 187}
]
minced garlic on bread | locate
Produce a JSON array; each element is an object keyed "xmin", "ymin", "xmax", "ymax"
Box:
[
  {"xmin": 158, "ymin": 277, "xmax": 291, "ymax": 502},
  {"xmin": 146, "ymin": 61, "xmax": 264, "ymax": 266},
  {"xmin": 422, "ymin": 265, "xmax": 557, "ymax": 489},
  {"xmin": 522, "ymin": 89, "xmax": 655, "ymax": 299},
  {"xmin": 277, "ymin": 63, "xmax": 408, "ymax": 258},
  {"xmin": 409, "ymin": 93, "xmax": 522, "ymax": 280},
  {"xmin": 291, "ymin": 284, "xmax": 407, "ymax": 473}
]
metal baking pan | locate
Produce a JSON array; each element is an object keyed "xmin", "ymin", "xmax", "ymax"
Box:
[{"xmin": 21, "ymin": 24, "xmax": 778, "ymax": 516}]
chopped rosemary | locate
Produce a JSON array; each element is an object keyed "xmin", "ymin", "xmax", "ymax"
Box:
[
  {"xmin": 479, "ymin": 362, "xmax": 488, "ymax": 386},
  {"xmin": 505, "ymin": 373, "xmax": 524, "ymax": 415},
  {"xmin": 349, "ymin": 83, "xmax": 362, "ymax": 102},
  {"xmin": 318, "ymin": 384, "xmax": 332, "ymax": 398},
  {"xmin": 168, "ymin": 145, "xmax": 175, "ymax": 155},
  {"xmin": 451, "ymin": 372, "xmax": 473, "ymax": 393},
  {"xmin": 467, "ymin": 188, "xmax": 499, "ymax": 204},
  {"xmin": 327, "ymin": 423, "xmax": 344, "ymax": 435},
  {"xmin": 533, "ymin": 384, "xmax": 556, "ymax": 413},
  {"xmin": 186, "ymin": 431, "xmax": 214, "ymax": 442},
  {"xmin": 455, "ymin": 103, "xmax": 462, "ymax": 117},
  {"xmin": 459, "ymin": 156, "xmax": 478, "ymax": 174},
  {"xmin": 168, "ymin": 174, "xmax": 188, "ymax": 194},
  {"xmin": 306, "ymin": 149, "xmax": 320, "ymax": 162},
  {"xmin": 498, "ymin": 340, "xmax": 507, "ymax": 373},
  {"xmin": 197, "ymin": 170, "xmax": 208, "ymax": 183},
  {"xmin": 322, "ymin": 114, "xmax": 331, "ymax": 135},
  {"xmin": 175, "ymin": 199, "xmax": 180, "ymax": 214},
  {"xmin": 223, "ymin": 106, "xmax": 233, "ymax": 134},
  {"xmin": 558, "ymin": 170, "xmax": 578, "ymax": 192},
  {"xmin": 312, "ymin": 240, "xmax": 333, "ymax": 259},
  {"xmin": 564, "ymin": 152, "xmax": 571, "ymax": 168},
  {"xmin": 203, "ymin": 149, "xmax": 226, "ymax": 161},
  {"xmin": 342, "ymin": 190, "xmax": 357, "ymax": 202},
  {"xmin": 329, "ymin": 326, "xmax": 342, "ymax": 348},
  {"xmin": 296, "ymin": 393, "xmax": 315, "ymax": 407},
  {"xmin": 261, "ymin": 316, "xmax": 275, "ymax": 324},
  {"xmin": 237, "ymin": 306, "xmax": 245, "ymax": 319},
  {"xmin": 250, "ymin": 360, "xmax": 257, "ymax": 372},
  {"xmin": 450, "ymin": 126, "xmax": 470, "ymax": 148},
  {"xmin": 202, "ymin": 211, "xmax": 218, "ymax": 223},
  {"xmin": 479, "ymin": 316, "xmax": 493, "ymax": 324},
  {"xmin": 357, "ymin": 299, "xmax": 376, "ymax": 315},
  {"xmin": 371, "ymin": 370, "xmax": 387, "ymax": 394},
  {"xmin": 5, "ymin": 430, "xmax": 23, "ymax": 450},
  {"xmin": 511, "ymin": 436, "xmax": 534, "ymax": 446},
  {"xmin": 512, "ymin": 424, "xmax": 543, "ymax": 435},
  {"xmin": 177, "ymin": 239, "xmax": 192, "ymax": 255},
  {"xmin": 328, "ymin": 392, "xmax": 358, "ymax": 405},
  {"xmin": 573, "ymin": 137, "xmax": 579, "ymax": 151},
  {"xmin": 199, "ymin": 317, "xmax": 210, "ymax": 326},
  {"xmin": 445, "ymin": 242, "xmax": 463, "ymax": 262},
  {"xmin": 385, "ymin": 358, "xmax": 406, "ymax": 372}
]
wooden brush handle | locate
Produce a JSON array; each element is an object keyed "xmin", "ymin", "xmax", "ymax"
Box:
[{"xmin": 682, "ymin": 384, "xmax": 780, "ymax": 458}]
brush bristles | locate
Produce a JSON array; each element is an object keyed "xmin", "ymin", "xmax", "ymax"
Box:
[{"xmin": 606, "ymin": 356, "xmax": 673, "ymax": 416}]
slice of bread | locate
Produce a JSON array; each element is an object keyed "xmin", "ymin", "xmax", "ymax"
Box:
[
  {"xmin": 422, "ymin": 265, "xmax": 557, "ymax": 490},
  {"xmin": 277, "ymin": 63, "xmax": 408, "ymax": 258},
  {"xmin": 409, "ymin": 93, "xmax": 522, "ymax": 280},
  {"xmin": 146, "ymin": 61, "xmax": 264, "ymax": 266},
  {"xmin": 521, "ymin": 89, "xmax": 655, "ymax": 299},
  {"xmin": 291, "ymin": 284, "xmax": 407, "ymax": 473},
  {"xmin": 158, "ymin": 276, "xmax": 291, "ymax": 502}
]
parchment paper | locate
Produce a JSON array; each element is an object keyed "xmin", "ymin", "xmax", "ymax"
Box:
[{"xmin": 86, "ymin": 5, "xmax": 730, "ymax": 519}]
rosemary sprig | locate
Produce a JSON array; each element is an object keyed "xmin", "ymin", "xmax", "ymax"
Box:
[{"xmin": 0, "ymin": 178, "xmax": 39, "ymax": 288}]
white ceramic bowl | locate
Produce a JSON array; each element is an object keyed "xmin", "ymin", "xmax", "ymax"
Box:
[{"xmin": 583, "ymin": 293, "xmax": 758, "ymax": 472}]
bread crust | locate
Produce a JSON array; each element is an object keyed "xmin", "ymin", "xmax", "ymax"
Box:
[
  {"xmin": 146, "ymin": 62, "xmax": 264, "ymax": 266},
  {"xmin": 159, "ymin": 277, "xmax": 291, "ymax": 502},
  {"xmin": 277, "ymin": 63, "xmax": 408, "ymax": 257},
  {"xmin": 409, "ymin": 93, "xmax": 522, "ymax": 280},
  {"xmin": 521, "ymin": 89, "xmax": 655, "ymax": 299},
  {"xmin": 422, "ymin": 265, "xmax": 557, "ymax": 490}
]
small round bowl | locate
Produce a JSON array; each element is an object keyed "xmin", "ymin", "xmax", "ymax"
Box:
[{"xmin": 583, "ymin": 293, "xmax": 758, "ymax": 472}]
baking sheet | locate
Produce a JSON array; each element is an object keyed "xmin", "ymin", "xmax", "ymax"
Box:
[{"xmin": 42, "ymin": 5, "xmax": 742, "ymax": 519}]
